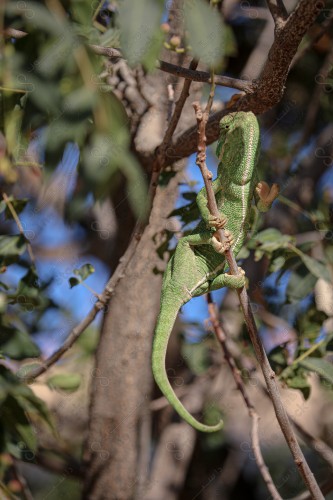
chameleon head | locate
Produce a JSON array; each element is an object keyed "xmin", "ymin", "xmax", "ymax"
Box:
[{"xmin": 216, "ymin": 111, "xmax": 260, "ymax": 184}]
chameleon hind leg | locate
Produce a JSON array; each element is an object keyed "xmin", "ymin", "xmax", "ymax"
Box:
[
  {"xmin": 209, "ymin": 266, "xmax": 246, "ymax": 291},
  {"xmin": 167, "ymin": 230, "xmax": 215, "ymax": 294}
]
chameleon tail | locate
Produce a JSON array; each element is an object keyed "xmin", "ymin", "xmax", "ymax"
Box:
[{"xmin": 152, "ymin": 292, "xmax": 224, "ymax": 433}]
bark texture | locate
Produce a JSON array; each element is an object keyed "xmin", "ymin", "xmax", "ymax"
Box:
[{"xmin": 83, "ymin": 168, "xmax": 183, "ymax": 499}]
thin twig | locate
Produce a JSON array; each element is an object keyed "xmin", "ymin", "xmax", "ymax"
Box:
[
  {"xmin": 1, "ymin": 27, "xmax": 28, "ymax": 39},
  {"xmin": 216, "ymin": 330, "xmax": 333, "ymax": 497},
  {"xmin": 18, "ymin": 299, "xmax": 106, "ymax": 381},
  {"xmin": 158, "ymin": 60, "xmax": 253, "ymax": 92},
  {"xmin": 2, "ymin": 192, "xmax": 35, "ymax": 265},
  {"xmin": 291, "ymin": 418, "xmax": 333, "ymax": 471},
  {"xmin": 257, "ymin": 380, "xmax": 333, "ymax": 471},
  {"xmin": 289, "ymin": 477, "xmax": 333, "ymax": 500},
  {"xmin": 167, "ymin": 83, "xmax": 175, "ymax": 123},
  {"xmin": 192, "ymin": 98, "xmax": 323, "ymax": 497},
  {"xmin": 12, "ymin": 461, "xmax": 34, "ymax": 500},
  {"xmin": 0, "ymin": 481, "xmax": 16, "ymax": 500},
  {"xmin": 207, "ymin": 295, "xmax": 282, "ymax": 500},
  {"xmin": 88, "ymin": 44, "xmax": 122, "ymax": 61},
  {"xmin": 3, "ymin": 28, "xmax": 249, "ymax": 92}
]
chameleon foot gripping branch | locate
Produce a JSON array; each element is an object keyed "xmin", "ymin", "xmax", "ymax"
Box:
[{"xmin": 152, "ymin": 112, "xmax": 279, "ymax": 432}]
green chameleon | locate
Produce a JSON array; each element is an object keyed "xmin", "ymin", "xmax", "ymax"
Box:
[{"xmin": 152, "ymin": 111, "xmax": 280, "ymax": 432}]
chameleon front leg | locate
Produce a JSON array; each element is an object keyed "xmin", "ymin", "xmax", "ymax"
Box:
[
  {"xmin": 196, "ymin": 179, "xmax": 227, "ymax": 230},
  {"xmin": 255, "ymin": 181, "xmax": 279, "ymax": 212},
  {"xmin": 210, "ymin": 230, "xmax": 234, "ymax": 254}
]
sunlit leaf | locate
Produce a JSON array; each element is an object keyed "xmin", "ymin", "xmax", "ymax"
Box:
[
  {"xmin": 118, "ymin": 0, "xmax": 164, "ymax": 67},
  {"xmin": 0, "ymin": 328, "xmax": 40, "ymax": 360},
  {"xmin": 287, "ymin": 266, "xmax": 317, "ymax": 302},
  {"xmin": 0, "ymin": 235, "xmax": 26, "ymax": 265},
  {"xmin": 300, "ymin": 357, "xmax": 333, "ymax": 385},
  {"xmin": 185, "ymin": 0, "xmax": 224, "ymax": 66},
  {"xmin": 296, "ymin": 251, "xmax": 330, "ymax": 283},
  {"xmin": 16, "ymin": 363, "xmax": 44, "ymax": 381},
  {"xmin": 47, "ymin": 373, "xmax": 81, "ymax": 393},
  {"xmin": 73, "ymin": 263, "xmax": 95, "ymax": 281}
]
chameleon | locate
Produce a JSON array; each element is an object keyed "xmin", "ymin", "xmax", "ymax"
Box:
[{"xmin": 152, "ymin": 111, "xmax": 280, "ymax": 432}]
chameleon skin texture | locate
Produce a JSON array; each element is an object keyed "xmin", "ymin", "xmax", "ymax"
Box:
[{"xmin": 152, "ymin": 112, "xmax": 261, "ymax": 432}]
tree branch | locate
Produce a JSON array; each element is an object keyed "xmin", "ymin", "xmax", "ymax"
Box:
[
  {"xmin": 291, "ymin": 7, "xmax": 333, "ymax": 67},
  {"xmin": 158, "ymin": 60, "xmax": 253, "ymax": 92},
  {"xmin": 266, "ymin": 0, "xmax": 288, "ymax": 26},
  {"xmin": 291, "ymin": 418, "xmax": 333, "ymax": 471},
  {"xmin": 161, "ymin": 0, "xmax": 326, "ymax": 166},
  {"xmin": 207, "ymin": 295, "xmax": 282, "ymax": 500},
  {"xmin": 192, "ymin": 97, "xmax": 323, "ymax": 498}
]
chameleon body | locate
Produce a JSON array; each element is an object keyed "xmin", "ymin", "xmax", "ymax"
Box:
[{"xmin": 152, "ymin": 111, "xmax": 279, "ymax": 432}]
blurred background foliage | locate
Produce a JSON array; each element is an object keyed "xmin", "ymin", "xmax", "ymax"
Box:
[{"xmin": 0, "ymin": 0, "xmax": 333, "ymax": 498}]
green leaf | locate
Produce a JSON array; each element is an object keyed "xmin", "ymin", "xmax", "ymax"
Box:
[
  {"xmin": 286, "ymin": 266, "xmax": 317, "ymax": 303},
  {"xmin": 9, "ymin": 268, "xmax": 45, "ymax": 310},
  {"xmin": 4, "ymin": 106, "xmax": 24, "ymax": 157},
  {"xmin": 223, "ymin": 24, "xmax": 237, "ymax": 57},
  {"xmin": 269, "ymin": 255, "xmax": 287, "ymax": 273},
  {"xmin": 6, "ymin": 1, "xmax": 67, "ymax": 37},
  {"xmin": 73, "ymin": 263, "xmax": 95, "ymax": 281},
  {"xmin": 77, "ymin": 327, "xmax": 99, "ymax": 355},
  {"xmin": 0, "ymin": 395, "xmax": 37, "ymax": 452},
  {"xmin": 118, "ymin": 0, "xmax": 164, "ymax": 67},
  {"xmin": 0, "ymin": 235, "xmax": 26, "ymax": 265},
  {"xmin": 0, "ymin": 198, "xmax": 28, "ymax": 219},
  {"xmin": 154, "ymin": 230, "xmax": 175, "ymax": 260},
  {"xmin": 249, "ymin": 228, "xmax": 293, "ymax": 254},
  {"xmin": 236, "ymin": 246, "xmax": 250, "ymax": 260},
  {"xmin": 63, "ymin": 88, "xmax": 96, "ymax": 116},
  {"xmin": 182, "ymin": 192, "xmax": 197, "ymax": 202},
  {"xmin": 300, "ymin": 357, "xmax": 333, "ymax": 385},
  {"xmin": 296, "ymin": 251, "xmax": 330, "ymax": 283},
  {"xmin": 45, "ymin": 119, "xmax": 88, "ymax": 156},
  {"xmin": 16, "ymin": 363, "xmax": 44, "ymax": 381},
  {"xmin": 15, "ymin": 420, "xmax": 37, "ymax": 452},
  {"xmin": 285, "ymin": 372, "xmax": 311, "ymax": 400},
  {"xmin": 69, "ymin": 277, "xmax": 80, "ymax": 289},
  {"xmin": 184, "ymin": 0, "xmax": 224, "ymax": 66},
  {"xmin": 296, "ymin": 305, "xmax": 328, "ymax": 341},
  {"xmin": 169, "ymin": 201, "xmax": 200, "ymax": 226},
  {"xmin": 0, "ymin": 328, "xmax": 40, "ymax": 360},
  {"xmin": 17, "ymin": 390, "xmax": 54, "ymax": 432},
  {"xmin": 47, "ymin": 373, "xmax": 81, "ymax": 393},
  {"xmin": 181, "ymin": 339, "xmax": 211, "ymax": 375},
  {"xmin": 37, "ymin": 37, "xmax": 74, "ymax": 77},
  {"xmin": 82, "ymin": 132, "xmax": 119, "ymax": 185},
  {"xmin": 158, "ymin": 169, "xmax": 178, "ymax": 187},
  {"xmin": 122, "ymin": 153, "xmax": 148, "ymax": 219}
]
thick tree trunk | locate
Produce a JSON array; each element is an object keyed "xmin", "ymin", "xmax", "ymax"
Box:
[{"xmin": 83, "ymin": 168, "xmax": 183, "ymax": 499}]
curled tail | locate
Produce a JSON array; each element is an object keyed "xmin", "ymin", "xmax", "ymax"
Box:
[{"xmin": 152, "ymin": 292, "xmax": 223, "ymax": 433}]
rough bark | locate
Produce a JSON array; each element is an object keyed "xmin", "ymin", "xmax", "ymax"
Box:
[{"xmin": 83, "ymin": 167, "xmax": 183, "ymax": 499}]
